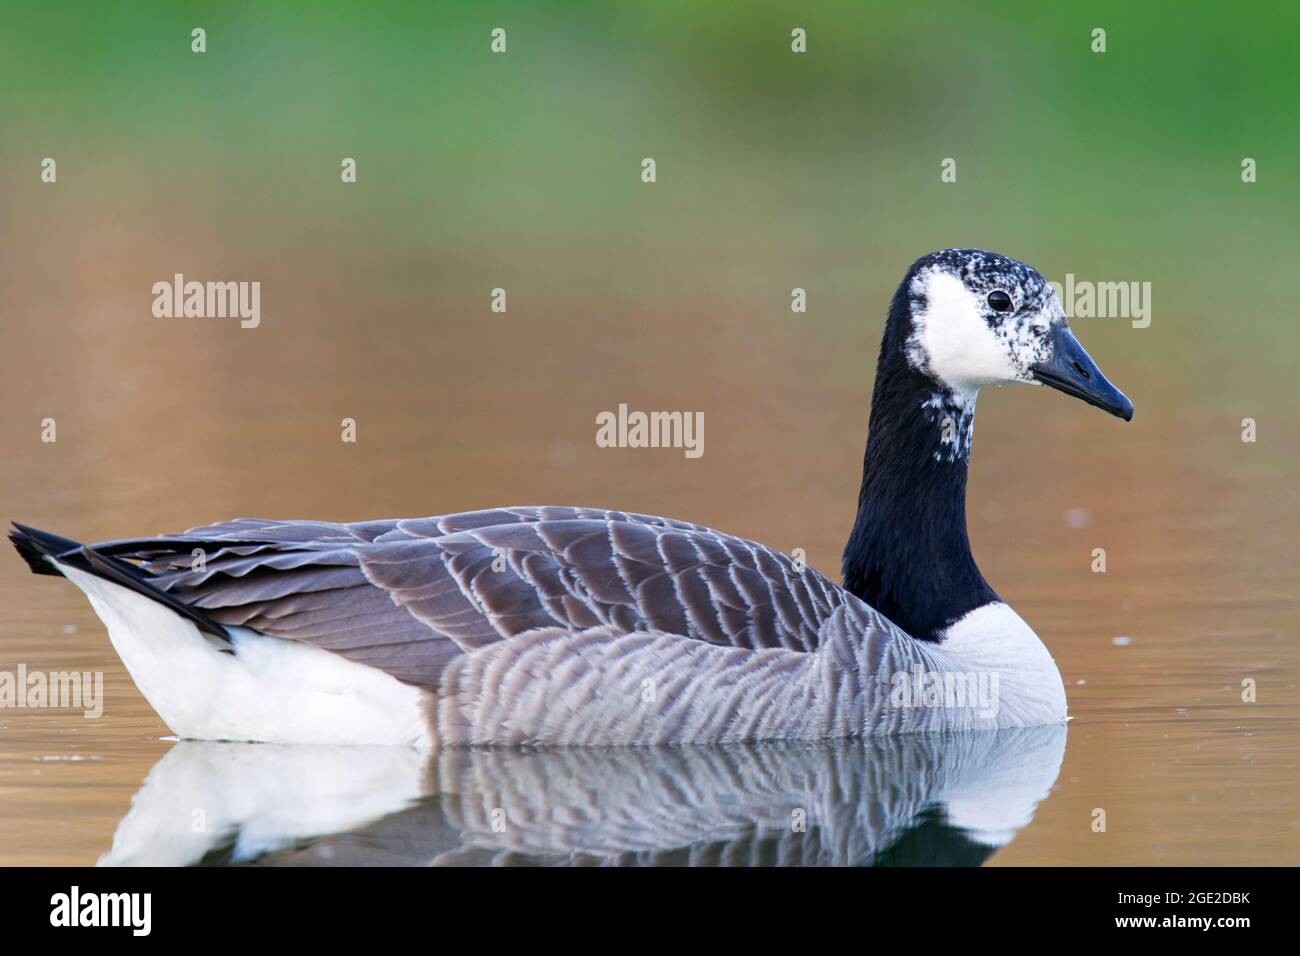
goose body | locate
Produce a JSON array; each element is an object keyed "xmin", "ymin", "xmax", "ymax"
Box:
[{"xmin": 10, "ymin": 249, "xmax": 1132, "ymax": 747}]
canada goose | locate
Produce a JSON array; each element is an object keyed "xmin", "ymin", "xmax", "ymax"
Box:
[{"xmin": 11, "ymin": 248, "xmax": 1132, "ymax": 747}]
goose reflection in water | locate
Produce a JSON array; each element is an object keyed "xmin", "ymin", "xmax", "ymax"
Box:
[{"xmin": 101, "ymin": 724, "xmax": 1065, "ymax": 867}]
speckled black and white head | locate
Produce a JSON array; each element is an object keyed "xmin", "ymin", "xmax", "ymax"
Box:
[
  {"xmin": 889, "ymin": 249, "xmax": 1133, "ymax": 461},
  {"xmin": 904, "ymin": 249, "xmax": 1061, "ymax": 399}
]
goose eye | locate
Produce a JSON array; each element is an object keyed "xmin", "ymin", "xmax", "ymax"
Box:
[{"xmin": 987, "ymin": 290, "xmax": 1012, "ymax": 312}]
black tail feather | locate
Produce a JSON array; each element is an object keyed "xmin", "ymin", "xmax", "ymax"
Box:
[
  {"xmin": 8, "ymin": 522, "xmax": 78, "ymax": 576},
  {"xmin": 9, "ymin": 522, "xmax": 231, "ymax": 641}
]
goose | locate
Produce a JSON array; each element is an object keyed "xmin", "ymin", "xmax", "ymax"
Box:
[{"xmin": 10, "ymin": 248, "xmax": 1133, "ymax": 748}]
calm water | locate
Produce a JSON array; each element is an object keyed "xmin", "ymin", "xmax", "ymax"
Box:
[{"xmin": 0, "ymin": 357, "xmax": 1296, "ymax": 864}]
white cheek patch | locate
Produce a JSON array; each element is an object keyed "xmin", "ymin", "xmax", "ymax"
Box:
[{"xmin": 906, "ymin": 271, "xmax": 1020, "ymax": 398}]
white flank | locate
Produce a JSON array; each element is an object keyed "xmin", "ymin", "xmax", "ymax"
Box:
[{"xmin": 57, "ymin": 563, "xmax": 431, "ymax": 748}]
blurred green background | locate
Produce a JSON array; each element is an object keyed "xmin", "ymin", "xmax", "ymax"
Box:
[{"xmin": 3, "ymin": 0, "xmax": 1297, "ymax": 378}]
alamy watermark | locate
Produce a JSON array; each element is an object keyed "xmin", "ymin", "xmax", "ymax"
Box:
[
  {"xmin": 889, "ymin": 665, "xmax": 1000, "ymax": 719},
  {"xmin": 0, "ymin": 664, "xmax": 103, "ymax": 718},
  {"xmin": 50, "ymin": 886, "xmax": 150, "ymax": 936},
  {"xmin": 1049, "ymin": 274, "xmax": 1151, "ymax": 328},
  {"xmin": 151, "ymin": 273, "xmax": 260, "ymax": 328},
  {"xmin": 595, "ymin": 404, "xmax": 704, "ymax": 459}
]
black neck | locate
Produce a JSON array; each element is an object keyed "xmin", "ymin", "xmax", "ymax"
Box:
[{"xmin": 841, "ymin": 284, "xmax": 998, "ymax": 642}]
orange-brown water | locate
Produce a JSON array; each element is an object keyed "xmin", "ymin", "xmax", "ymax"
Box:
[{"xmin": 1, "ymin": 255, "xmax": 1296, "ymax": 863}]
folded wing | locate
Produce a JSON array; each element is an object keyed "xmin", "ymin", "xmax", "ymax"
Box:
[{"xmin": 95, "ymin": 507, "xmax": 853, "ymax": 690}]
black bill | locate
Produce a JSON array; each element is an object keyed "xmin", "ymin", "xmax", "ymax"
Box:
[{"xmin": 1030, "ymin": 326, "xmax": 1134, "ymax": 421}]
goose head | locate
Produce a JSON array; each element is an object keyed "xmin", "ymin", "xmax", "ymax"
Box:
[
  {"xmin": 846, "ymin": 249, "xmax": 1133, "ymax": 641},
  {"xmin": 899, "ymin": 248, "xmax": 1133, "ymax": 420}
]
